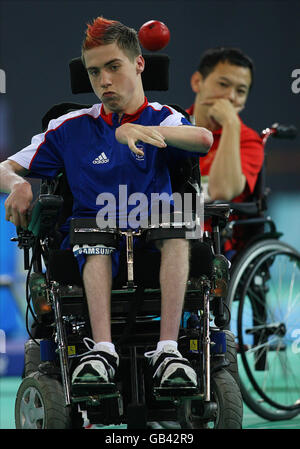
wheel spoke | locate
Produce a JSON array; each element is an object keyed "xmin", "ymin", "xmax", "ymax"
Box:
[{"xmin": 236, "ymin": 244, "xmax": 300, "ymax": 416}]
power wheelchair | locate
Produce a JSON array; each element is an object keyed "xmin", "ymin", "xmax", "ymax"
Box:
[
  {"xmin": 12, "ymin": 54, "xmax": 243, "ymax": 429},
  {"xmin": 219, "ymin": 123, "xmax": 300, "ymax": 422}
]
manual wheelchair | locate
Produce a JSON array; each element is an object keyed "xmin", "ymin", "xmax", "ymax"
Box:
[
  {"xmin": 218, "ymin": 122, "xmax": 300, "ymax": 422},
  {"xmin": 12, "ymin": 54, "xmax": 242, "ymax": 429}
]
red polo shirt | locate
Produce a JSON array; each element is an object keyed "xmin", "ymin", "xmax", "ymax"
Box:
[
  {"xmin": 186, "ymin": 104, "xmax": 264, "ymax": 202},
  {"xmin": 186, "ymin": 105, "xmax": 264, "ymax": 253}
]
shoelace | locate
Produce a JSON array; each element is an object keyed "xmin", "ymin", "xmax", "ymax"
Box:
[
  {"xmin": 144, "ymin": 350, "xmax": 157, "ymax": 359},
  {"xmin": 145, "ymin": 347, "xmax": 184, "ymax": 379},
  {"xmin": 83, "ymin": 337, "xmax": 97, "ymax": 352},
  {"xmin": 144, "ymin": 347, "xmax": 179, "ymax": 359},
  {"xmin": 70, "ymin": 337, "xmax": 97, "ymax": 358}
]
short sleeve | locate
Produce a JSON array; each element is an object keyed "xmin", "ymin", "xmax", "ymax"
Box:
[
  {"xmin": 8, "ymin": 118, "xmax": 65, "ymax": 179},
  {"xmin": 240, "ymin": 125, "xmax": 264, "ymax": 193},
  {"xmin": 158, "ymin": 106, "xmax": 205, "ymax": 163}
]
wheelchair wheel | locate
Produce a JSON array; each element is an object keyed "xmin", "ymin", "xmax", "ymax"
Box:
[
  {"xmin": 179, "ymin": 368, "xmax": 243, "ymax": 429},
  {"xmin": 228, "ymin": 239, "xmax": 300, "ymax": 421},
  {"xmin": 24, "ymin": 339, "xmax": 41, "ymax": 377},
  {"xmin": 224, "ymin": 330, "xmax": 240, "ymax": 387},
  {"xmin": 15, "ymin": 371, "xmax": 74, "ymax": 429}
]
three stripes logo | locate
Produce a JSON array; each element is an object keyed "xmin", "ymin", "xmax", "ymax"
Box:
[{"xmin": 93, "ymin": 152, "xmax": 109, "ymax": 164}]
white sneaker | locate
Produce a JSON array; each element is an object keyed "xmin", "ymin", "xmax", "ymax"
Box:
[
  {"xmin": 72, "ymin": 338, "xmax": 119, "ymax": 385},
  {"xmin": 145, "ymin": 345, "xmax": 197, "ymax": 387}
]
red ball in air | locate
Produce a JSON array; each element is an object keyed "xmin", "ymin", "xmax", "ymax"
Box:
[{"xmin": 138, "ymin": 20, "xmax": 170, "ymax": 51}]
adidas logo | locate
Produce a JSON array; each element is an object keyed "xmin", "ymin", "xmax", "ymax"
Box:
[{"xmin": 93, "ymin": 152, "xmax": 109, "ymax": 164}]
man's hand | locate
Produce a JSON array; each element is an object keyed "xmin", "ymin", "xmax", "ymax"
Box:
[
  {"xmin": 4, "ymin": 181, "xmax": 33, "ymax": 228},
  {"xmin": 201, "ymin": 98, "xmax": 243, "ymax": 128},
  {"xmin": 199, "ymin": 98, "xmax": 245, "ymax": 200},
  {"xmin": 115, "ymin": 123, "xmax": 167, "ymax": 155}
]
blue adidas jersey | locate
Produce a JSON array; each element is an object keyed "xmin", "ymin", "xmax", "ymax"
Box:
[{"xmin": 9, "ymin": 98, "xmax": 202, "ymax": 226}]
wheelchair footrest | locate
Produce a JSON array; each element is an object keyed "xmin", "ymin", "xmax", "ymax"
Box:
[
  {"xmin": 153, "ymin": 386, "xmax": 203, "ymax": 401},
  {"xmin": 72, "ymin": 381, "xmax": 118, "ymax": 398}
]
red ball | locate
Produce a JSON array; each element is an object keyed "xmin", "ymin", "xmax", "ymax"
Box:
[{"xmin": 138, "ymin": 20, "xmax": 170, "ymax": 51}]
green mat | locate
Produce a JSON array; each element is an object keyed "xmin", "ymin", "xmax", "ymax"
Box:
[{"xmin": 1, "ymin": 376, "xmax": 299, "ymax": 429}]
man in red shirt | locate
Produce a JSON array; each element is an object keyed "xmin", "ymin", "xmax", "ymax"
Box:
[{"xmin": 186, "ymin": 47, "xmax": 264, "ymax": 205}]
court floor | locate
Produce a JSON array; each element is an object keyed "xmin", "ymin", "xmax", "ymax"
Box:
[{"xmin": 1, "ymin": 376, "xmax": 299, "ymax": 429}]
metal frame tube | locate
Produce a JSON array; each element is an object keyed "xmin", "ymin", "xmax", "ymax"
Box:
[
  {"xmin": 50, "ymin": 281, "xmax": 72, "ymax": 406},
  {"xmin": 203, "ymin": 286, "xmax": 211, "ymax": 402}
]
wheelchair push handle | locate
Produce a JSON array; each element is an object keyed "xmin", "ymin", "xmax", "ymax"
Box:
[
  {"xmin": 271, "ymin": 123, "xmax": 297, "ymax": 139},
  {"xmin": 261, "ymin": 122, "xmax": 297, "ymax": 145}
]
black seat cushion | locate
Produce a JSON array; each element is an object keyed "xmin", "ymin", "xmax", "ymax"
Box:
[
  {"xmin": 47, "ymin": 240, "xmax": 213, "ymax": 288},
  {"xmin": 47, "ymin": 248, "xmax": 161, "ymax": 288}
]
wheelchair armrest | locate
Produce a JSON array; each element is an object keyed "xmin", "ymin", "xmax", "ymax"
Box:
[
  {"xmin": 205, "ymin": 200, "xmax": 261, "ymax": 219},
  {"xmin": 227, "ymin": 201, "xmax": 259, "ymax": 217},
  {"xmin": 204, "ymin": 203, "xmax": 231, "ymax": 227},
  {"xmin": 28, "ymin": 194, "xmax": 64, "ymax": 237},
  {"xmin": 70, "ymin": 218, "xmax": 120, "ymax": 246}
]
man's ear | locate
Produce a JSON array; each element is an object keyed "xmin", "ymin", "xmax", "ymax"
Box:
[
  {"xmin": 136, "ymin": 55, "xmax": 145, "ymax": 75},
  {"xmin": 190, "ymin": 71, "xmax": 203, "ymax": 93}
]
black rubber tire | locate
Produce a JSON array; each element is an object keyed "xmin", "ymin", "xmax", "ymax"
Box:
[
  {"xmin": 228, "ymin": 239, "xmax": 300, "ymax": 421},
  {"xmin": 15, "ymin": 371, "xmax": 72, "ymax": 429},
  {"xmin": 224, "ymin": 330, "xmax": 240, "ymax": 388},
  {"xmin": 226, "ymin": 239, "xmax": 300, "ymax": 311},
  {"xmin": 181, "ymin": 368, "xmax": 243, "ymax": 429},
  {"xmin": 24, "ymin": 339, "xmax": 41, "ymax": 377},
  {"xmin": 239, "ymin": 382, "xmax": 298, "ymax": 422},
  {"xmin": 211, "ymin": 369, "xmax": 243, "ymax": 429}
]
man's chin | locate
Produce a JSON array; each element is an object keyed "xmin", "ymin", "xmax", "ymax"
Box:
[{"xmin": 102, "ymin": 97, "xmax": 122, "ymax": 113}]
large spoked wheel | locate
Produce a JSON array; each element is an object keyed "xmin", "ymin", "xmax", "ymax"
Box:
[
  {"xmin": 15, "ymin": 371, "xmax": 77, "ymax": 429},
  {"xmin": 228, "ymin": 239, "xmax": 300, "ymax": 421},
  {"xmin": 179, "ymin": 368, "xmax": 243, "ymax": 429}
]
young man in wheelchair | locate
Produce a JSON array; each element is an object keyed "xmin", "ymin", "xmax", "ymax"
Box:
[{"xmin": 0, "ymin": 16, "xmax": 212, "ymax": 392}]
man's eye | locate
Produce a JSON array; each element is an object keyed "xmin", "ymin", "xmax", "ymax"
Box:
[
  {"xmin": 110, "ymin": 65, "xmax": 119, "ymax": 71},
  {"xmin": 237, "ymin": 89, "xmax": 247, "ymax": 95},
  {"xmin": 219, "ymin": 82, "xmax": 229, "ymax": 88},
  {"xmin": 89, "ymin": 70, "xmax": 98, "ymax": 77}
]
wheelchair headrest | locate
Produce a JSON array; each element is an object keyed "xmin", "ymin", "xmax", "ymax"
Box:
[{"xmin": 69, "ymin": 54, "xmax": 169, "ymax": 94}]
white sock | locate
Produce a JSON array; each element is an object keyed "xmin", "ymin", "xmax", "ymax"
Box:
[
  {"xmin": 156, "ymin": 340, "xmax": 178, "ymax": 352},
  {"xmin": 94, "ymin": 341, "xmax": 116, "ymax": 353}
]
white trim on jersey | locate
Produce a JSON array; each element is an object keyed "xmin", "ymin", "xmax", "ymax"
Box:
[
  {"xmin": 8, "ymin": 104, "xmax": 102, "ymax": 169},
  {"xmin": 8, "ymin": 102, "xmax": 186, "ymax": 170},
  {"xmin": 148, "ymin": 102, "xmax": 186, "ymax": 128}
]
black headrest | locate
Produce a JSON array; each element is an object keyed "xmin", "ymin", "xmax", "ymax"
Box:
[
  {"xmin": 69, "ymin": 53, "xmax": 169, "ymax": 94},
  {"xmin": 42, "ymin": 102, "xmax": 92, "ymax": 131}
]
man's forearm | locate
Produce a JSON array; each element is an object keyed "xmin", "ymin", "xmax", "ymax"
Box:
[
  {"xmin": 1, "ymin": 160, "xmax": 33, "ymax": 227},
  {"xmin": 208, "ymin": 120, "xmax": 245, "ymax": 201},
  {"xmin": 0, "ymin": 160, "xmax": 29, "ymax": 193},
  {"xmin": 156, "ymin": 125, "xmax": 213, "ymax": 153}
]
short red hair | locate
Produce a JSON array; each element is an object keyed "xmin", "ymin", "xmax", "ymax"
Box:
[
  {"xmin": 82, "ymin": 17, "xmax": 117, "ymax": 50},
  {"xmin": 81, "ymin": 16, "xmax": 141, "ymax": 61}
]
